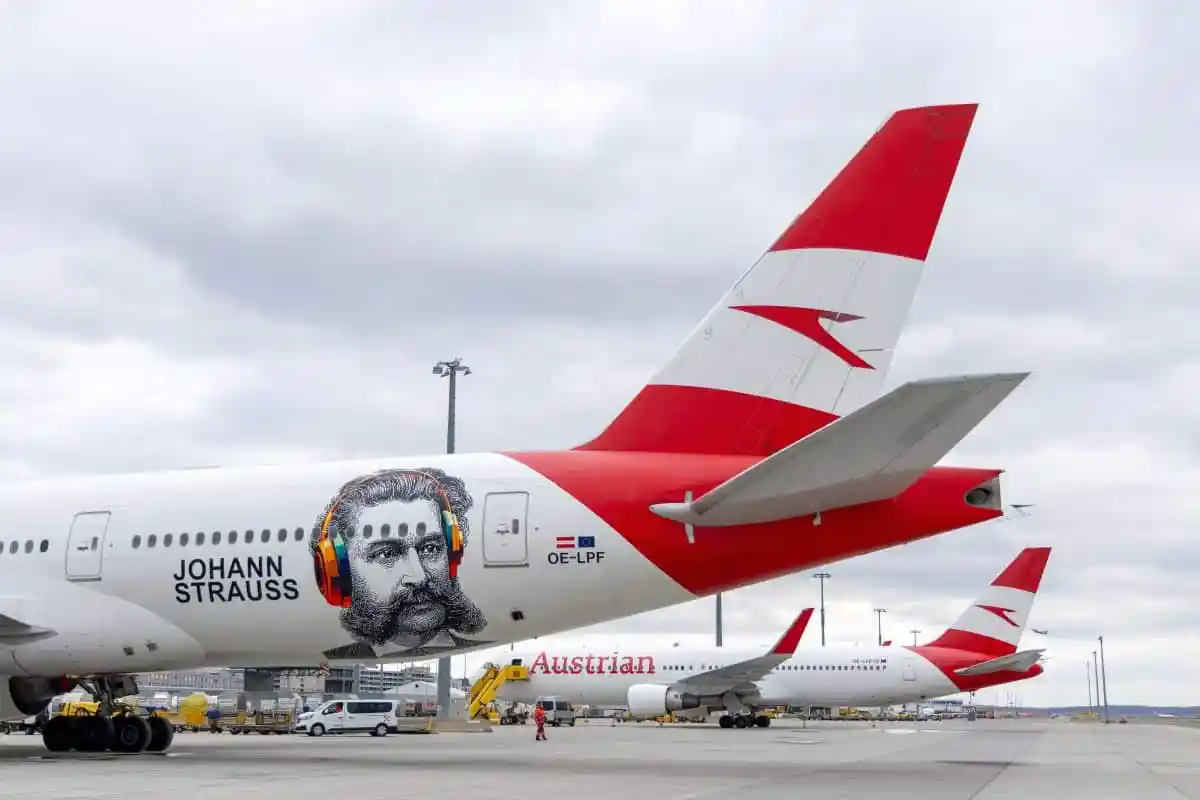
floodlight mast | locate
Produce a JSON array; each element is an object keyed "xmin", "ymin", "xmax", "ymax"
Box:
[{"xmin": 432, "ymin": 357, "xmax": 471, "ymax": 721}]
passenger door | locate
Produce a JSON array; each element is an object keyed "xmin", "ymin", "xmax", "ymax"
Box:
[
  {"xmin": 902, "ymin": 658, "xmax": 917, "ymax": 682},
  {"xmin": 344, "ymin": 701, "xmax": 366, "ymax": 731},
  {"xmin": 65, "ymin": 511, "xmax": 112, "ymax": 581},
  {"xmin": 322, "ymin": 702, "xmax": 345, "ymax": 731},
  {"xmin": 482, "ymin": 492, "xmax": 529, "ymax": 567}
]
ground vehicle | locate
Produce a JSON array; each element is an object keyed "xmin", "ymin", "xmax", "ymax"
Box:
[
  {"xmin": 294, "ymin": 699, "xmax": 401, "ymax": 737},
  {"xmin": 536, "ymin": 697, "xmax": 576, "ymax": 727}
]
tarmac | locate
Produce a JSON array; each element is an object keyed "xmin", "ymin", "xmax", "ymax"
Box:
[{"xmin": 0, "ymin": 717, "xmax": 1196, "ymax": 799}]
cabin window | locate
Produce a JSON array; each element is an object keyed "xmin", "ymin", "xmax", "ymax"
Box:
[
  {"xmin": 39, "ymin": 540, "xmax": 48, "ymax": 553},
  {"xmin": 132, "ymin": 535, "xmax": 141, "ymax": 549},
  {"xmin": 23, "ymin": 540, "xmax": 32, "ymax": 554},
  {"xmin": 163, "ymin": 534, "xmax": 173, "ymax": 548},
  {"xmin": 380, "ymin": 523, "xmax": 391, "ymax": 539},
  {"xmin": 245, "ymin": 530, "xmax": 254, "ymax": 543},
  {"xmin": 229, "ymin": 530, "xmax": 238, "ymax": 544},
  {"xmin": 363, "ymin": 524, "xmax": 373, "ymax": 539},
  {"xmin": 7, "ymin": 541, "xmax": 16, "ymax": 554},
  {"xmin": 415, "ymin": 522, "xmax": 427, "ymax": 535},
  {"xmin": 294, "ymin": 527, "xmax": 304, "ymax": 542},
  {"xmin": 179, "ymin": 533, "xmax": 189, "ymax": 547},
  {"xmin": 147, "ymin": 534, "xmax": 158, "ymax": 548},
  {"xmin": 212, "ymin": 531, "xmax": 221, "ymax": 545},
  {"xmin": 277, "ymin": 528, "xmax": 287, "ymax": 543},
  {"xmin": 195, "ymin": 532, "xmax": 206, "ymax": 546},
  {"xmin": 260, "ymin": 529, "xmax": 270, "ymax": 543},
  {"xmin": 398, "ymin": 523, "xmax": 409, "ymax": 536}
]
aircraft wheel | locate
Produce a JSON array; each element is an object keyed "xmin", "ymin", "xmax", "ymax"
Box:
[
  {"xmin": 76, "ymin": 715, "xmax": 114, "ymax": 752},
  {"xmin": 733, "ymin": 715, "xmax": 749, "ymax": 728},
  {"xmin": 718, "ymin": 715, "xmax": 733, "ymax": 729},
  {"xmin": 111, "ymin": 715, "xmax": 152, "ymax": 753},
  {"xmin": 42, "ymin": 715, "xmax": 74, "ymax": 752},
  {"xmin": 146, "ymin": 715, "xmax": 175, "ymax": 752},
  {"xmin": 754, "ymin": 715, "xmax": 771, "ymax": 728}
]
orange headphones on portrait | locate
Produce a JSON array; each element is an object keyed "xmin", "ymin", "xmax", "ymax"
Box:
[{"xmin": 312, "ymin": 469, "xmax": 466, "ymax": 608}]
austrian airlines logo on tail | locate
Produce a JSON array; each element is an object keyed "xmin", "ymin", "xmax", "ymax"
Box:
[
  {"xmin": 729, "ymin": 305, "xmax": 875, "ymax": 370},
  {"xmin": 975, "ymin": 605, "xmax": 1020, "ymax": 627}
]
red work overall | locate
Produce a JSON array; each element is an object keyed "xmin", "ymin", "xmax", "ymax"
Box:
[{"xmin": 534, "ymin": 706, "xmax": 546, "ymax": 740}]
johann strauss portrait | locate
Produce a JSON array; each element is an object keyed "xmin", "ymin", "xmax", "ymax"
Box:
[{"xmin": 311, "ymin": 467, "xmax": 490, "ymax": 659}]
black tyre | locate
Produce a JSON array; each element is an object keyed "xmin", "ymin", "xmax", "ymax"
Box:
[
  {"xmin": 42, "ymin": 715, "xmax": 74, "ymax": 752},
  {"xmin": 146, "ymin": 715, "xmax": 175, "ymax": 752},
  {"xmin": 112, "ymin": 716, "xmax": 152, "ymax": 753},
  {"xmin": 77, "ymin": 715, "xmax": 114, "ymax": 752}
]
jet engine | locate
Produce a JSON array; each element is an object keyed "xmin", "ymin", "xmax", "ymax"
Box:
[
  {"xmin": 0, "ymin": 676, "xmax": 74, "ymax": 721},
  {"xmin": 626, "ymin": 683, "xmax": 702, "ymax": 719}
]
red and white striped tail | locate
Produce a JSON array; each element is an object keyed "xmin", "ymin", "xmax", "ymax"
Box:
[
  {"xmin": 925, "ymin": 547, "xmax": 1053, "ymax": 658},
  {"xmin": 579, "ymin": 103, "xmax": 979, "ymax": 456}
]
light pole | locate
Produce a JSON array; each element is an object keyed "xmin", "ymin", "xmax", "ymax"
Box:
[
  {"xmin": 1092, "ymin": 651, "xmax": 1100, "ymax": 721},
  {"xmin": 715, "ymin": 593, "xmax": 723, "ymax": 647},
  {"xmin": 910, "ymin": 629, "xmax": 920, "ymax": 646},
  {"xmin": 1098, "ymin": 635, "xmax": 1110, "ymax": 724},
  {"xmin": 433, "ymin": 357, "xmax": 471, "ymax": 720},
  {"xmin": 1086, "ymin": 659, "xmax": 1093, "ymax": 715},
  {"xmin": 812, "ymin": 573, "xmax": 831, "ymax": 646},
  {"xmin": 873, "ymin": 608, "xmax": 886, "ymax": 646}
]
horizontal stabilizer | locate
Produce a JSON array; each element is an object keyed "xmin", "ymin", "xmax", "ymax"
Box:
[
  {"xmin": 954, "ymin": 648, "xmax": 1044, "ymax": 677},
  {"xmin": 0, "ymin": 612, "xmax": 56, "ymax": 646},
  {"xmin": 650, "ymin": 372, "xmax": 1029, "ymax": 527}
]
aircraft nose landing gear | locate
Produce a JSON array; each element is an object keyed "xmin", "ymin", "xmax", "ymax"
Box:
[{"xmin": 41, "ymin": 675, "xmax": 175, "ymax": 754}]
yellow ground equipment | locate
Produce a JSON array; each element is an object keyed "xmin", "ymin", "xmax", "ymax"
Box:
[
  {"xmin": 175, "ymin": 694, "xmax": 210, "ymax": 732},
  {"xmin": 56, "ymin": 701, "xmax": 100, "ymax": 717},
  {"xmin": 468, "ymin": 664, "xmax": 530, "ymax": 719}
]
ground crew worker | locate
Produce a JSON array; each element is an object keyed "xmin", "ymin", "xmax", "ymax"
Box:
[
  {"xmin": 534, "ymin": 703, "xmax": 547, "ymax": 741},
  {"xmin": 207, "ymin": 705, "xmax": 221, "ymax": 733}
]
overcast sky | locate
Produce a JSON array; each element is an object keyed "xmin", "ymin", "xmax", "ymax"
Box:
[{"xmin": 3, "ymin": 1, "xmax": 1195, "ymax": 708}]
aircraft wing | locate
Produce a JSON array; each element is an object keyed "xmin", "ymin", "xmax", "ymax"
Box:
[
  {"xmin": 954, "ymin": 648, "xmax": 1045, "ymax": 677},
  {"xmin": 0, "ymin": 611, "xmax": 56, "ymax": 646},
  {"xmin": 650, "ymin": 372, "xmax": 1028, "ymax": 527},
  {"xmin": 673, "ymin": 608, "xmax": 812, "ymax": 695}
]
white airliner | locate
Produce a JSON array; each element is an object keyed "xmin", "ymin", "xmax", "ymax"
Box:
[
  {"xmin": 0, "ymin": 102, "xmax": 1029, "ymax": 754},
  {"xmin": 496, "ymin": 547, "xmax": 1052, "ymax": 727}
]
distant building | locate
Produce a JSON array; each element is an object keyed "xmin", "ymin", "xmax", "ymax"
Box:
[
  {"xmin": 357, "ymin": 665, "xmax": 435, "ymax": 693},
  {"xmin": 383, "ymin": 680, "xmax": 466, "ymax": 701},
  {"xmin": 138, "ymin": 668, "xmax": 245, "ymax": 693},
  {"xmin": 138, "ymin": 664, "xmax": 443, "ymax": 697}
]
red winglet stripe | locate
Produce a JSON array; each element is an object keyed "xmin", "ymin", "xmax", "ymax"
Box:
[
  {"xmin": 925, "ymin": 629, "xmax": 1018, "ymax": 658},
  {"xmin": 575, "ymin": 384, "xmax": 838, "ymax": 455},
  {"xmin": 769, "ymin": 103, "xmax": 978, "ymax": 261},
  {"xmin": 771, "ymin": 608, "xmax": 814, "ymax": 655},
  {"xmin": 991, "ymin": 547, "xmax": 1052, "ymax": 593}
]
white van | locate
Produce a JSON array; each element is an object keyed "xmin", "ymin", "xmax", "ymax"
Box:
[{"xmin": 295, "ymin": 699, "xmax": 401, "ymax": 737}]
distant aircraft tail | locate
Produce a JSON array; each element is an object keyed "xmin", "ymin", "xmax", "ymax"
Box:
[
  {"xmin": 578, "ymin": 103, "xmax": 980, "ymax": 456},
  {"xmin": 924, "ymin": 547, "xmax": 1052, "ymax": 658}
]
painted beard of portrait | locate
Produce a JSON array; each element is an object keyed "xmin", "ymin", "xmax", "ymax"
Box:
[{"xmin": 312, "ymin": 468, "xmax": 487, "ymax": 653}]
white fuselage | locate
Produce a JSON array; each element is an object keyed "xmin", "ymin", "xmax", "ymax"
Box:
[
  {"xmin": 496, "ymin": 645, "xmax": 961, "ymax": 710},
  {"xmin": 0, "ymin": 453, "xmax": 690, "ymax": 680}
]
